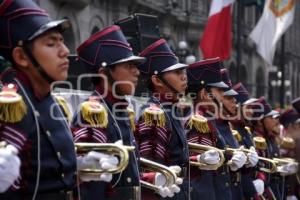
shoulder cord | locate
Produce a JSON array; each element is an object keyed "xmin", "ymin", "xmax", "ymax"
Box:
[
  {"xmin": 14, "ymin": 78, "xmax": 40, "ymax": 200},
  {"xmin": 94, "ymin": 90, "xmax": 141, "ymax": 188}
]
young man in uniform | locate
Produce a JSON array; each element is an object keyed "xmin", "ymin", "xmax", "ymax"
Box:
[
  {"xmin": 231, "ymin": 82, "xmax": 264, "ymax": 200},
  {"xmin": 0, "ymin": 0, "xmax": 77, "ymax": 199},
  {"xmin": 135, "ymin": 39, "xmax": 189, "ymax": 200},
  {"xmin": 72, "ymin": 25, "xmax": 146, "ymax": 200},
  {"xmin": 185, "ymin": 57, "xmax": 229, "ymax": 200}
]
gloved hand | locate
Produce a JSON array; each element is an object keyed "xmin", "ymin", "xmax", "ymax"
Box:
[
  {"xmin": 277, "ymin": 162, "xmax": 298, "ymax": 176},
  {"xmin": 228, "ymin": 150, "xmax": 247, "ymax": 171},
  {"xmin": 77, "ymin": 151, "xmax": 119, "ymax": 182},
  {"xmin": 154, "ymin": 173, "xmax": 181, "ymax": 198},
  {"xmin": 246, "ymin": 146, "xmax": 259, "ymax": 168},
  {"xmin": 198, "ymin": 149, "xmax": 221, "ymax": 165},
  {"xmin": 0, "ymin": 144, "xmax": 21, "ymax": 192},
  {"xmin": 286, "ymin": 195, "xmax": 298, "ymax": 200},
  {"xmin": 252, "ymin": 179, "xmax": 264, "ymax": 195}
]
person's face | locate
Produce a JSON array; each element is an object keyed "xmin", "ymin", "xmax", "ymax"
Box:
[
  {"xmin": 263, "ymin": 116, "xmax": 280, "ymax": 136},
  {"xmin": 242, "ymin": 104, "xmax": 254, "ymax": 120},
  {"xmin": 222, "ymin": 95, "xmax": 237, "ymax": 116},
  {"xmin": 32, "ymin": 30, "xmax": 70, "ymax": 81},
  {"xmin": 210, "ymin": 87, "xmax": 224, "ymax": 103},
  {"xmin": 162, "ymin": 68, "xmax": 187, "ymax": 95},
  {"xmin": 110, "ymin": 61, "xmax": 140, "ymax": 95}
]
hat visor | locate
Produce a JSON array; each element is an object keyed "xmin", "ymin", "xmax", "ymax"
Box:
[
  {"xmin": 28, "ymin": 19, "xmax": 71, "ymax": 41},
  {"xmin": 265, "ymin": 110, "xmax": 280, "ymax": 118},
  {"xmin": 207, "ymin": 81, "xmax": 229, "ymax": 89},
  {"xmin": 242, "ymin": 98, "xmax": 258, "ymax": 105},
  {"xmin": 161, "ymin": 63, "xmax": 187, "ymax": 73},
  {"xmin": 111, "ymin": 55, "xmax": 146, "ymax": 66},
  {"xmin": 223, "ymin": 89, "xmax": 238, "ymax": 96}
]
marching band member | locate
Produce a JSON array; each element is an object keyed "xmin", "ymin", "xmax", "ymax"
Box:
[
  {"xmin": 0, "ymin": 0, "xmax": 77, "ymax": 199},
  {"xmin": 135, "ymin": 39, "xmax": 188, "ymax": 200},
  {"xmin": 216, "ymin": 68, "xmax": 248, "ymax": 200},
  {"xmin": 231, "ymin": 82, "xmax": 263, "ymax": 200},
  {"xmin": 185, "ymin": 58, "xmax": 229, "ymax": 200},
  {"xmin": 72, "ymin": 25, "xmax": 145, "ymax": 200}
]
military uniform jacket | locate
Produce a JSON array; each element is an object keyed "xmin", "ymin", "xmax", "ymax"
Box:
[
  {"xmin": 72, "ymin": 90, "xmax": 140, "ymax": 199},
  {"xmin": 136, "ymin": 96, "xmax": 190, "ymax": 200},
  {"xmin": 253, "ymin": 129, "xmax": 281, "ymax": 200},
  {"xmin": 0, "ymin": 70, "xmax": 76, "ymax": 198},
  {"xmin": 186, "ymin": 108, "xmax": 218, "ymax": 200},
  {"xmin": 232, "ymin": 123, "xmax": 259, "ymax": 199},
  {"xmin": 214, "ymin": 119, "xmax": 243, "ymax": 200}
]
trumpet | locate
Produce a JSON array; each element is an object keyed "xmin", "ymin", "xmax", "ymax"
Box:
[
  {"xmin": 139, "ymin": 157, "xmax": 179, "ymax": 192},
  {"xmin": 188, "ymin": 143, "xmax": 225, "ymax": 170},
  {"xmin": 237, "ymin": 148, "xmax": 277, "ymax": 173},
  {"xmin": 272, "ymin": 157, "xmax": 299, "ymax": 174},
  {"xmin": 75, "ymin": 142, "xmax": 135, "ymax": 175}
]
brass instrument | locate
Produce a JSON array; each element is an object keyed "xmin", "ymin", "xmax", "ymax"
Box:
[
  {"xmin": 75, "ymin": 142, "xmax": 135, "ymax": 175},
  {"xmin": 273, "ymin": 157, "xmax": 299, "ymax": 174},
  {"xmin": 139, "ymin": 157, "xmax": 179, "ymax": 192},
  {"xmin": 189, "ymin": 142, "xmax": 278, "ymax": 173},
  {"xmin": 238, "ymin": 148, "xmax": 277, "ymax": 173},
  {"xmin": 188, "ymin": 143, "xmax": 225, "ymax": 170}
]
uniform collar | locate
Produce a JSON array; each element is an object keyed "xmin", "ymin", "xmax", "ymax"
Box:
[{"xmin": 95, "ymin": 84, "xmax": 128, "ymax": 109}]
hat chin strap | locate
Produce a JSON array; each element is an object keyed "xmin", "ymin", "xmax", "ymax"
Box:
[
  {"xmin": 157, "ymin": 74, "xmax": 183, "ymax": 97},
  {"xmin": 23, "ymin": 44, "xmax": 55, "ymax": 84}
]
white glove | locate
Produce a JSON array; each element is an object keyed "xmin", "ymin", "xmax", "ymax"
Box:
[
  {"xmin": 286, "ymin": 195, "xmax": 298, "ymax": 200},
  {"xmin": 0, "ymin": 145, "xmax": 21, "ymax": 192},
  {"xmin": 246, "ymin": 147, "xmax": 259, "ymax": 168},
  {"xmin": 277, "ymin": 163, "xmax": 298, "ymax": 176},
  {"xmin": 252, "ymin": 179, "xmax": 264, "ymax": 195},
  {"xmin": 77, "ymin": 151, "xmax": 119, "ymax": 182},
  {"xmin": 198, "ymin": 149, "xmax": 221, "ymax": 165},
  {"xmin": 228, "ymin": 150, "xmax": 247, "ymax": 171},
  {"xmin": 168, "ymin": 165, "xmax": 183, "ymax": 185}
]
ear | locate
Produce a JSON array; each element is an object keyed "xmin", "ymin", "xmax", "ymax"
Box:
[
  {"xmin": 98, "ymin": 67, "xmax": 105, "ymax": 75},
  {"xmin": 151, "ymin": 75, "xmax": 164, "ymax": 88},
  {"xmin": 199, "ymin": 88, "xmax": 208, "ymax": 99},
  {"xmin": 12, "ymin": 47, "xmax": 30, "ymax": 69}
]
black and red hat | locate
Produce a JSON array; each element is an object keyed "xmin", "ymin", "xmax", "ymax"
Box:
[
  {"xmin": 0, "ymin": 0, "xmax": 70, "ymax": 62},
  {"xmin": 221, "ymin": 68, "xmax": 238, "ymax": 96},
  {"xmin": 77, "ymin": 25, "xmax": 146, "ymax": 73},
  {"xmin": 233, "ymin": 82, "xmax": 258, "ymax": 105},
  {"xmin": 138, "ymin": 39, "xmax": 186, "ymax": 77}
]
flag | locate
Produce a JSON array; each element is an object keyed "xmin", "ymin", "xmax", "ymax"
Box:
[
  {"xmin": 200, "ymin": 0, "xmax": 235, "ymax": 61},
  {"xmin": 249, "ymin": 0, "xmax": 295, "ymax": 65}
]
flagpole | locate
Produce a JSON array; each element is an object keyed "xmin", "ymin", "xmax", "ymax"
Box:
[
  {"xmin": 280, "ymin": 34, "xmax": 286, "ymax": 108},
  {"xmin": 236, "ymin": 1, "xmax": 243, "ymax": 82}
]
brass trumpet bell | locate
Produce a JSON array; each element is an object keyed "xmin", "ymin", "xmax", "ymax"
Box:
[
  {"xmin": 75, "ymin": 143, "xmax": 135, "ymax": 175},
  {"xmin": 139, "ymin": 157, "xmax": 179, "ymax": 192},
  {"xmin": 188, "ymin": 143, "xmax": 225, "ymax": 170}
]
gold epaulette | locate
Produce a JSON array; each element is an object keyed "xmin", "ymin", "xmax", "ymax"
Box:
[
  {"xmin": 80, "ymin": 98, "xmax": 108, "ymax": 128},
  {"xmin": 253, "ymin": 136, "xmax": 267, "ymax": 150},
  {"xmin": 244, "ymin": 126, "xmax": 252, "ymax": 135},
  {"xmin": 187, "ymin": 114, "xmax": 210, "ymax": 134},
  {"xmin": 0, "ymin": 83, "xmax": 27, "ymax": 123},
  {"xmin": 278, "ymin": 136, "xmax": 296, "ymax": 150},
  {"xmin": 54, "ymin": 95, "xmax": 72, "ymax": 122},
  {"xmin": 127, "ymin": 107, "xmax": 136, "ymax": 132},
  {"xmin": 232, "ymin": 130, "xmax": 242, "ymax": 142},
  {"xmin": 142, "ymin": 104, "xmax": 166, "ymax": 127}
]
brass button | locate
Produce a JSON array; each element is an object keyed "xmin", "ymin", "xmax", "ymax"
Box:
[
  {"xmin": 234, "ymin": 182, "xmax": 238, "ymax": 186},
  {"xmin": 57, "ymin": 152, "xmax": 61, "ymax": 158},
  {"xmin": 61, "ymin": 173, "xmax": 65, "ymax": 178},
  {"xmin": 225, "ymin": 182, "xmax": 229, "ymax": 187},
  {"xmin": 127, "ymin": 177, "xmax": 132, "ymax": 183},
  {"xmin": 46, "ymin": 130, "xmax": 51, "ymax": 137}
]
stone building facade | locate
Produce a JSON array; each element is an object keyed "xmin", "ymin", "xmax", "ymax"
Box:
[{"xmin": 34, "ymin": 0, "xmax": 300, "ymax": 106}]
